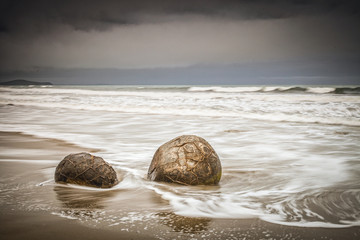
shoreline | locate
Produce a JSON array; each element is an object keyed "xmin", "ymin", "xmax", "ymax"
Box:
[
  {"xmin": 1, "ymin": 131, "xmax": 360, "ymax": 239},
  {"xmin": 1, "ymin": 208, "xmax": 359, "ymax": 240}
]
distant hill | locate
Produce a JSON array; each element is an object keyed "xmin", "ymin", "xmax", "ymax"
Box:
[{"xmin": 0, "ymin": 79, "xmax": 53, "ymax": 85}]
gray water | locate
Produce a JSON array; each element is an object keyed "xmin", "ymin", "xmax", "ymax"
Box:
[{"xmin": 0, "ymin": 85, "xmax": 359, "ymax": 228}]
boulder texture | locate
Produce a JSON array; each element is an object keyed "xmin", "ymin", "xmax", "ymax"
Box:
[
  {"xmin": 148, "ymin": 135, "xmax": 222, "ymax": 185},
  {"xmin": 55, "ymin": 152, "xmax": 118, "ymax": 188}
]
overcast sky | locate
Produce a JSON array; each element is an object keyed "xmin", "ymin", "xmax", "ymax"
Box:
[{"xmin": 0, "ymin": 0, "xmax": 359, "ymax": 85}]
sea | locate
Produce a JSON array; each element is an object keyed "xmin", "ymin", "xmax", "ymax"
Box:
[{"xmin": 0, "ymin": 85, "xmax": 359, "ymax": 231}]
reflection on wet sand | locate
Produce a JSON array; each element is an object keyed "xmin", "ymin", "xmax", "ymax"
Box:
[
  {"xmin": 157, "ymin": 212, "xmax": 211, "ymax": 233},
  {"xmin": 54, "ymin": 185, "xmax": 117, "ymax": 209}
]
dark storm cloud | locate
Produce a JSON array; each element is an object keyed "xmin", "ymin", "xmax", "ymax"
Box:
[
  {"xmin": 1, "ymin": 0, "xmax": 359, "ymax": 33},
  {"xmin": 0, "ymin": 0, "xmax": 359, "ymax": 84}
]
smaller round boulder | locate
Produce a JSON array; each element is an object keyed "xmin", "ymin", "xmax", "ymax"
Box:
[
  {"xmin": 148, "ymin": 135, "xmax": 222, "ymax": 185},
  {"xmin": 55, "ymin": 152, "xmax": 118, "ymax": 188}
]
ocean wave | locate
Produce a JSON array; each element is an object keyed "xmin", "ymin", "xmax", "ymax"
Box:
[
  {"xmin": 0, "ymin": 86, "xmax": 135, "ymax": 96},
  {"xmin": 0, "ymin": 85, "xmax": 189, "ymax": 96},
  {"xmin": 1, "ymin": 101, "xmax": 359, "ymax": 126},
  {"xmin": 1, "ymin": 85, "xmax": 359, "ymax": 127},
  {"xmin": 188, "ymin": 86, "xmax": 360, "ymax": 94},
  {"xmin": 2, "ymin": 85, "xmax": 359, "ymax": 97},
  {"xmin": 188, "ymin": 86, "xmax": 263, "ymax": 93}
]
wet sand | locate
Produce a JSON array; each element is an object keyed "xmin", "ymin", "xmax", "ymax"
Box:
[
  {"xmin": 0, "ymin": 209, "xmax": 154, "ymax": 240},
  {"xmin": 1, "ymin": 131, "xmax": 359, "ymax": 240}
]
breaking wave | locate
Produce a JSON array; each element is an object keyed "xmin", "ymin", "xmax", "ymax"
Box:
[
  {"xmin": 188, "ymin": 86, "xmax": 360, "ymax": 94},
  {"xmin": 1, "ymin": 85, "xmax": 360, "ymax": 127}
]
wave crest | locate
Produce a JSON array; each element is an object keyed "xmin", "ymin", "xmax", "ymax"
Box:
[{"xmin": 188, "ymin": 86, "xmax": 360, "ymax": 94}]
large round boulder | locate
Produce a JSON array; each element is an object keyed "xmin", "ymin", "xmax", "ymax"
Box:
[
  {"xmin": 147, "ymin": 135, "xmax": 222, "ymax": 185},
  {"xmin": 55, "ymin": 152, "xmax": 118, "ymax": 188}
]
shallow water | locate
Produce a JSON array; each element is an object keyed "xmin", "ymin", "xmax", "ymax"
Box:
[{"xmin": 0, "ymin": 85, "xmax": 359, "ymax": 230}]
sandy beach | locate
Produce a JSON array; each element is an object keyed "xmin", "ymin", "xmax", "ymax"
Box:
[{"xmin": 1, "ymin": 131, "xmax": 359, "ymax": 240}]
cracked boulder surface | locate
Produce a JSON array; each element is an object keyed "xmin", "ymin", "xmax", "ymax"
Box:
[
  {"xmin": 148, "ymin": 135, "xmax": 222, "ymax": 185},
  {"xmin": 55, "ymin": 152, "xmax": 118, "ymax": 188}
]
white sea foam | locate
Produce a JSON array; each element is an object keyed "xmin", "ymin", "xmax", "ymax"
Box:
[
  {"xmin": 51, "ymin": 211, "xmax": 79, "ymax": 220},
  {"xmin": 306, "ymin": 87, "xmax": 336, "ymax": 94},
  {"xmin": 2, "ymin": 100, "xmax": 359, "ymax": 126},
  {"xmin": 188, "ymin": 86, "xmax": 263, "ymax": 93},
  {"xmin": 0, "ymin": 159, "xmax": 58, "ymax": 164},
  {"xmin": 173, "ymin": 198, "xmax": 260, "ymax": 219},
  {"xmin": 260, "ymin": 216, "xmax": 360, "ymax": 228},
  {"xmin": 146, "ymin": 185, "xmax": 258, "ymax": 219},
  {"xmin": 146, "ymin": 181, "xmax": 360, "ymax": 228}
]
